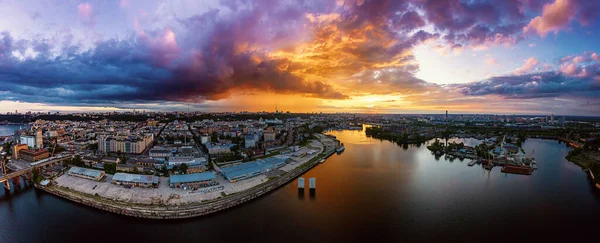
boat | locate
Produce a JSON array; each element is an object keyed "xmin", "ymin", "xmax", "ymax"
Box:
[
  {"xmin": 467, "ymin": 160, "xmax": 476, "ymax": 166},
  {"xmin": 336, "ymin": 143, "xmax": 345, "ymax": 152},
  {"xmin": 319, "ymin": 159, "xmax": 325, "ymax": 163},
  {"xmin": 501, "ymin": 165, "xmax": 532, "ymax": 175}
]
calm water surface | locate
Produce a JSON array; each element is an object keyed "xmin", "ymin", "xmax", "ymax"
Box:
[
  {"xmin": 1, "ymin": 128, "xmax": 600, "ymax": 242},
  {"xmin": 0, "ymin": 125, "xmax": 22, "ymax": 136}
]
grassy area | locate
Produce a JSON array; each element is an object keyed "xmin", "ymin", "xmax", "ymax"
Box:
[{"xmin": 566, "ymin": 150, "xmax": 600, "ymax": 183}]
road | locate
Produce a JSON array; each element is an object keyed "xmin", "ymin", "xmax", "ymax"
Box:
[{"xmin": 0, "ymin": 156, "xmax": 70, "ymax": 184}]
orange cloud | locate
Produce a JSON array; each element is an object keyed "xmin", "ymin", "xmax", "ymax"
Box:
[
  {"xmin": 523, "ymin": 0, "xmax": 577, "ymax": 37},
  {"xmin": 514, "ymin": 57, "xmax": 539, "ymax": 75}
]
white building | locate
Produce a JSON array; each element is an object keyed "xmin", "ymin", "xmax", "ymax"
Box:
[
  {"xmin": 20, "ymin": 135, "xmax": 36, "ymax": 148},
  {"xmin": 167, "ymin": 156, "xmax": 205, "ymax": 166},
  {"xmin": 245, "ymin": 134, "xmax": 257, "ymax": 149},
  {"xmin": 200, "ymin": 134, "xmax": 210, "ymax": 144}
]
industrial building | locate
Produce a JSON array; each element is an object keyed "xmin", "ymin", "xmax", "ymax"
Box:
[
  {"xmin": 68, "ymin": 166, "xmax": 105, "ymax": 181},
  {"xmin": 20, "ymin": 149, "xmax": 49, "ymax": 162},
  {"xmin": 111, "ymin": 173, "xmax": 159, "ymax": 188},
  {"xmin": 149, "ymin": 147, "xmax": 171, "ymax": 158},
  {"xmin": 12, "ymin": 144, "xmax": 28, "ymax": 159},
  {"xmin": 169, "ymin": 172, "xmax": 216, "ymax": 188},
  {"xmin": 220, "ymin": 155, "xmax": 289, "ymax": 182}
]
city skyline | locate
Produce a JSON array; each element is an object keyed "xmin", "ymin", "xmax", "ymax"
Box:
[{"xmin": 1, "ymin": 0, "xmax": 600, "ymax": 115}]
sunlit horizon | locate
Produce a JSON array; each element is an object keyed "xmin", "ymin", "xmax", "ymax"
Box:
[{"xmin": 0, "ymin": 0, "xmax": 599, "ymax": 115}]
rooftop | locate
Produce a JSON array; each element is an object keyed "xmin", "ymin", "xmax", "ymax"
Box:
[
  {"xmin": 112, "ymin": 173, "xmax": 157, "ymax": 184},
  {"xmin": 169, "ymin": 172, "xmax": 216, "ymax": 184},
  {"xmin": 68, "ymin": 166, "xmax": 104, "ymax": 178}
]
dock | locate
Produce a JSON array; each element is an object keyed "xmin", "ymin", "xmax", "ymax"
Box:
[{"xmin": 501, "ymin": 165, "xmax": 532, "ymax": 175}]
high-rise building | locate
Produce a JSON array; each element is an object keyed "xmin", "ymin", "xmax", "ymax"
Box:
[{"xmin": 35, "ymin": 129, "xmax": 43, "ymax": 149}]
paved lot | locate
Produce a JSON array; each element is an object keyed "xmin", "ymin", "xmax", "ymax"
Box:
[{"xmin": 53, "ymin": 136, "xmax": 330, "ymax": 205}]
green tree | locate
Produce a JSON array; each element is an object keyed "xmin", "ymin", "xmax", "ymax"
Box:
[
  {"xmin": 72, "ymin": 155, "xmax": 84, "ymax": 167},
  {"xmin": 32, "ymin": 167, "xmax": 42, "ymax": 184},
  {"xmin": 3, "ymin": 141, "xmax": 13, "ymax": 158},
  {"xmin": 104, "ymin": 163, "xmax": 116, "ymax": 174},
  {"xmin": 180, "ymin": 163, "xmax": 189, "ymax": 174}
]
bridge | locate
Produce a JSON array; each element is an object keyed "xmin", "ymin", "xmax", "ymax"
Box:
[{"xmin": 0, "ymin": 156, "xmax": 71, "ymax": 190}]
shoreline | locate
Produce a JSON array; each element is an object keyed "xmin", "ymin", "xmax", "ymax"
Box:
[{"xmin": 35, "ymin": 142, "xmax": 336, "ymax": 219}]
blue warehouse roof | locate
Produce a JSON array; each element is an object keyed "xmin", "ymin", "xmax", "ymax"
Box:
[
  {"xmin": 170, "ymin": 172, "xmax": 216, "ymax": 184},
  {"xmin": 221, "ymin": 155, "xmax": 289, "ymax": 181}
]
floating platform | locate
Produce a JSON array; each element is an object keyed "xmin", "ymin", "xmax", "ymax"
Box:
[{"xmin": 501, "ymin": 165, "xmax": 532, "ymax": 175}]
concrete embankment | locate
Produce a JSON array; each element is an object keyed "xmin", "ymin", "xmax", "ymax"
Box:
[
  {"xmin": 588, "ymin": 170, "xmax": 600, "ymax": 190},
  {"xmin": 35, "ymin": 149, "xmax": 336, "ymax": 219}
]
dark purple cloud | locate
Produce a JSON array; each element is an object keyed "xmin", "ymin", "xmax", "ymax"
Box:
[
  {"xmin": 0, "ymin": 0, "xmax": 599, "ymax": 111},
  {"xmin": 457, "ymin": 71, "xmax": 600, "ymax": 99}
]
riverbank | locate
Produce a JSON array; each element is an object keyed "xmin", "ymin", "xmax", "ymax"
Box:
[
  {"xmin": 565, "ymin": 149, "xmax": 600, "ymax": 185},
  {"xmin": 35, "ymin": 134, "xmax": 338, "ymax": 219}
]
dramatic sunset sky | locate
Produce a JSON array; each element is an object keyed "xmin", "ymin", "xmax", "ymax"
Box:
[{"xmin": 0, "ymin": 0, "xmax": 599, "ymax": 115}]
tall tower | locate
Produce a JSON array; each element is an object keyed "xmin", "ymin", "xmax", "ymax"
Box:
[
  {"xmin": 445, "ymin": 110, "xmax": 448, "ymax": 120},
  {"xmin": 35, "ymin": 129, "xmax": 43, "ymax": 149}
]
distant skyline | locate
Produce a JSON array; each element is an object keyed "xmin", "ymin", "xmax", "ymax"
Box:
[{"xmin": 1, "ymin": 0, "xmax": 600, "ymax": 115}]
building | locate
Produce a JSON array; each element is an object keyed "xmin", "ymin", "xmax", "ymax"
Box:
[
  {"xmin": 98, "ymin": 134, "xmax": 154, "ymax": 154},
  {"xmin": 111, "ymin": 173, "xmax": 158, "ymax": 188},
  {"xmin": 263, "ymin": 127, "xmax": 276, "ymax": 142},
  {"xmin": 45, "ymin": 130, "xmax": 58, "ymax": 137},
  {"xmin": 149, "ymin": 147, "xmax": 171, "ymax": 158},
  {"xmin": 116, "ymin": 163, "xmax": 137, "ymax": 172},
  {"xmin": 200, "ymin": 134, "xmax": 210, "ymax": 144},
  {"xmin": 20, "ymin": 149, "xmax": 49, "ymax": 162},
  {"xmin": 101, "ymin": 156, "xmax": 121, "ymax": 164},
  {"xmin": 82, "ymin": 156, "xmax": 101, "ymax": 166},
  {"xmin": 35, "ymin": 129, "xmax": 43, "ymax": 149},
  {"xmin": 68, "ymin": 166, "xmax": 105, "ymax": 181},
  {"xmin": 245, "ymin": 134, "xmax": 257, "ymax": 149},
  {"xmin": 220, "ymin": 155, "xmax": 289, "ymax": 182},
  {"xmin": 180, "ymin": 146, "xmax": 193, "ymax": 156},
  {"xmin": 186, "ymin": 163, "xmax": 207, "ymax": 174},
  {"xmin": 167, "ymin": 156, "xmax": 206, "ymax": 166},
  {"xmin": 207, "ymin": 144, "xmax": 231, "ymax": 156},
  {"xmin": 20, "ymin": 135, "xmax": 36, "ymax": 148},
  {"xmin": 12, "ymin": 144, "xmax": 28, "ymax": 159},
  {"xmin": 169, "ymin": 172, "xmax": 216, "ymax": 188},
  {"xmin": 134, "ymin": 158, "xmax": 160, "ymax": 168}
]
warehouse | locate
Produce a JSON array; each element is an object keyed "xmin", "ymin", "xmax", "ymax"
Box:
[
  {"xmin": 221, "ymin": 155, "xmax": 289, "ymax": 182},
  {"xmin": 169, "ymin": 172, "xmax": 217, "ymax": 189},
  {"xmin": 111, "ymin": 173, "xmax": 159, "ymax": 188},
  {"xmin": 68, "ymin": 166, "xmax": 105, "ymax": 181}
]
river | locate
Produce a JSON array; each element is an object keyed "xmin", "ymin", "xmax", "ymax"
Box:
[
  {"xmin": 1, "ymin": 128, "xmax": 600, "ymax": 242},
  {"xmin": 0, "ymin": 125, "xmax": 23, "ymax": 136}
]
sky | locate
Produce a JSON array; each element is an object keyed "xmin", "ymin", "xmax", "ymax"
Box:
[{"xmin": 0, "ymin": 0, "xmax": 599, "ymax": 115}]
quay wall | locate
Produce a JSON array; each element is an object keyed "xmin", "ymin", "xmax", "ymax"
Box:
[
  {"xmin": 588, "ymin": 170, "xmax": 600, "ymax": 190},
  {"xmin": 36, "ymin": 149, "xmax": 336, "ymax": 219}
]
